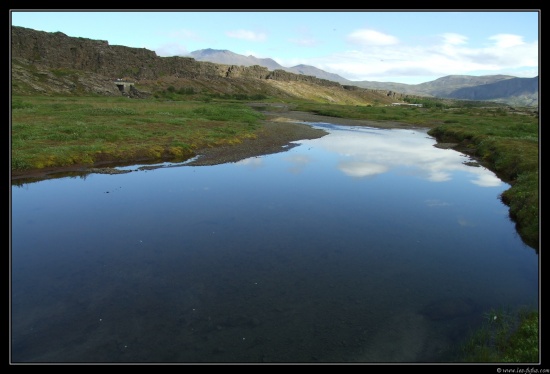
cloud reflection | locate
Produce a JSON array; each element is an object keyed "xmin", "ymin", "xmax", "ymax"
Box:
[
  {"xmin": 296, "ymin": 125, "xmax": 503, "ymax": 187},
  {"xmin": 469, "ymin": 172, "xmax": 503, "ymax": 187},
  {"xmin": 338, "ymin": 161, "xmax": 388, "ymax": 178},
  {"xmin": 237, "ymin": 157, "xmax": 264, "ymax": 168},
  {"xmin": 286, "ymin": 154, "xmax": 312, "ymax": 174},
  {"xmin": 457, "ymin": 216, "xmax": 476, "ymax": 227},
  {"xmin": 425, "ymin": 199, "xmax": 452, "ymax": 207}
]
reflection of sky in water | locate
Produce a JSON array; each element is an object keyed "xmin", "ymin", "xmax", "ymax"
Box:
[{"xmin": 261, "ymin": 123, "xmax": 503, "ymax": 188}]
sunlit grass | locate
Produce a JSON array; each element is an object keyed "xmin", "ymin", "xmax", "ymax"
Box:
[{"xmin": 11, "ymin": 96, "xmax": 263, "ymax": 171}]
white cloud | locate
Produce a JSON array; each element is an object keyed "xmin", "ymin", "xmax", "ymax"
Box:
[
  {"xmin": 226, "ymin": 29, "xmax": 266, "ymax": 41},
  {"xmin": 155, "ymin": 43, "xmax": 189, "ymax": 57},
  {"xmin": 288, "ymin": 32, "xmax": 538, "ymax": 82},
  {"xmin": 154, "ymin": 28, "xmax": 210, "ymax": 57},
  {"xmin": 168, "ymin": 29, "xmax": 202, "ymax": 41},
  {"xmin": 288, "ymin": 37, "xmax": 318, "ymax": 47},
  {"xmin": 441, "ymin": 33, "xmax": 468, "ymax": 45},
  {"xmin": 489, "ymin": 34, "xmax": 525, "ymax": 48},
  {"xmin": 347, "ymin": 29, "xmax": 399, "ymax": 46},
  {"xmin": 510, "ymin": 68, "xmax": 539, "ymax": 78}
]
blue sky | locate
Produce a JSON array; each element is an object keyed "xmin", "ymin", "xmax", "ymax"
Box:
[{"xmin": 10, "ymin": 10, "xmax": 540, "ymax": 84}]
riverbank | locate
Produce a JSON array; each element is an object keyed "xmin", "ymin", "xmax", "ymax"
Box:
[
  {"xmin": 11, "ymin": 108, "xmax": 423, "ymax": 180},
  {"xmin": 186, "ymin": 106, "xmax": 429, "ymax": 166}
]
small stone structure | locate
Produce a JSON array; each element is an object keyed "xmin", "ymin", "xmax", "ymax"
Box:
[{"xmin": 114, "ymin": 79, "xmax": 134, "ymax": 94}]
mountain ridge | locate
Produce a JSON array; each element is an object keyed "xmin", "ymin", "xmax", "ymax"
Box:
[
  {"xmin": 11, "ymin": 26, "xmax": 420, "ymax": 106},
  {"xmin": 10, "ymin": 26, "xmax": 537, "ymax": 107},
  {"xmin": 188, "ymin": 48, "xmax": 538, "ymax": 107}
]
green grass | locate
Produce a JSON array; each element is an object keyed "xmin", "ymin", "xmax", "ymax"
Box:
[
  {"xmin": 11, "ymin": 95, "xmax": 263, "ymax": 170},
  {"xmin": 456, "ymin": 307, "xmax": 539, "ymax": 363}
]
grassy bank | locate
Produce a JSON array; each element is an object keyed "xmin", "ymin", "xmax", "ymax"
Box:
[
  {"xmin": 455, "ymin": 307, "xmax": 539, "ymax": 363},
  {"xmin": 11, "ymin": 95, "xmax": 263, "ymax": 172}
]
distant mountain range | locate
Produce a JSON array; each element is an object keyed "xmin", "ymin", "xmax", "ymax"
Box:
[
  {"xmin": 189, "ymin": 49, "xmax": 538, "ymax": 107},
  {"xmin": 189, "ymin": 49, "xmax": 350, "ymax": 83}
]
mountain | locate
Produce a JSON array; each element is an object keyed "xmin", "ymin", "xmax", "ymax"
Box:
[
  {"xmin": 413, "ymin": 74, "xmax": 516, "ymax": 96},
  {"xmin": 190, "ymin": 49, "xmax": 284, "ymax": 71},
  {"xmin": 288, "ymin": 64, "xmax": 350, "ymax": 84},
  {"xmin": 189, "ymin": 49, "xmax": 352, "ymax": 84},
  {"xmin": 189, "ymin": 49, "xmax": 538, "ymax": 107},
  {"xmin": 11, "ymin": 26, "xmax": 413, "ymax": 106},
  {"xmin": 351, "ymin": 75, "xmax": 518, "ymax": 96},
  {"xmin": 445, "ymin": 76, "xmax": 539, "ymax": 106}
]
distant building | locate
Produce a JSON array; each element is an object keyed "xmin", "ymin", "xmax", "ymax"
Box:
[{"xmin": 114, "ymin": 80, "xmax": 135, "ymax": 95}]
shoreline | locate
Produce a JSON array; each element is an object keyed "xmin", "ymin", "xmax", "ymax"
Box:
[{"xmin": 10, "ymin": 109, "xmax": 437, "ymax": 182}]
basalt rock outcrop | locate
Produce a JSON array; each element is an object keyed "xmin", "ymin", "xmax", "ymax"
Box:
[{"xmin": 11, "ymin": 25, "xmax": 417, "ymax": 103}]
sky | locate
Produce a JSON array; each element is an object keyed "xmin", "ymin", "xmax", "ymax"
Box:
[{"xmin": 10, "ymin": 10, "xmax": 540, "ymax": 85}]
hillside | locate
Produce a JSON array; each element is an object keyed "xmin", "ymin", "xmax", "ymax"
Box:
[
  {"xmin": 190, "ymin": 49, "xmax": 285, "ymax": 71},
  {"xmin": 189, "ymin": 48, "xmax": 351, "ymax": 84},
  {"xmin": 187, "ymin": 49, "xmax": 538, "ymax": 107},
  {"xmin": 445, "ymin": 76, "xmax": 539, "ymax": 106},
  {"xmin": 11, "ymin": 26, "xmax": 413, "ymax": 106}
]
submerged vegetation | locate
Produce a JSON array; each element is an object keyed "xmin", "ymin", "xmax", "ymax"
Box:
[{"xmin": 456, "ymin": 307, "xmax": 539, "ymax": 363}]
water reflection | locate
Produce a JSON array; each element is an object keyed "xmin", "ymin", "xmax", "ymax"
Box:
[
  {"xmin": 280, "ymin": 124, "xmax": 503, "ymax": 187},
  {"xmin": 11, "ymin": 122, "xmax": 537, "ymax": 363}
]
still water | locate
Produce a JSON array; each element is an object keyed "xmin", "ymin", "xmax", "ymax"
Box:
[{"xmin": 11, "ymin": 123, "xmax": 538, "ymax": 363}]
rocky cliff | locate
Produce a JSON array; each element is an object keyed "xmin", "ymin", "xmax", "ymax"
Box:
[{"xmin": 10, "ymin": 25, "xmax": 418, "ymax": 104}]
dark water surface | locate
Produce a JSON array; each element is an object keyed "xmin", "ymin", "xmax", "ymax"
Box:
[{"xmin": 11, "ymin": 123, "xmax": 538, "ymax": 363}]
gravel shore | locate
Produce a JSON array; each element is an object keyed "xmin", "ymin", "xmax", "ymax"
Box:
[{"xmin": 186, "ymin": 107, "xmax": 420, "ymax": 166}]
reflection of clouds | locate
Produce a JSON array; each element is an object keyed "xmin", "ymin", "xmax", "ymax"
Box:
[
  {"xmin": 237, "ymin": 157, "xmax": 264, "ymax": 168},
  {"xmin": 286, "ymin": 154, "xmax": 312, "ymax": 174},
  {"xmin": 304, "ymin": 126, "xmax": 503, "ymax": 187},
  {"xmin": 287, "ymin": 154, "xmax": 311, "ymax": 165},
  {"xmin": 425, "ymin": 199, "xmax": 452, "ymax": 207},
  {"xmin": 469, "ymin": 171, "xmax": 503, "ymax": 187},
  {"xmin": 339, "ymin": 161, "xmax": 388, "ymax": 178},
  {"xmin": 426, "ymin": 170, "xmax": 452, "ymax": 182},
  {"xmin": 457, "ymin": 217, "xmax": 475, "ymax": 227}
]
